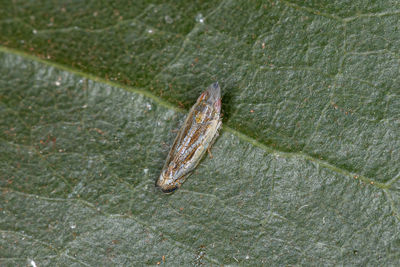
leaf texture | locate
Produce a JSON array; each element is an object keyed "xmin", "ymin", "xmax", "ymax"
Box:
[{"xmin": 0, "ymin": 0, "xmax": 399, "ymax": 265}]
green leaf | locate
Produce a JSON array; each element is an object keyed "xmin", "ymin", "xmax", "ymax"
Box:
[{"xmin": 1, "ymin": 0, "xmax": 399, "ymax": 265}]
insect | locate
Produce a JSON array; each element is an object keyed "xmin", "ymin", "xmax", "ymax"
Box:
[{"xmin": 156, "ymin": 82, "xmax": 222, "ymax": 193}]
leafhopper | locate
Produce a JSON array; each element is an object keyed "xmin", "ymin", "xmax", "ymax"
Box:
[{"xmin": 156, "ymin": 82, "xmax": 222, "ymax": 193}]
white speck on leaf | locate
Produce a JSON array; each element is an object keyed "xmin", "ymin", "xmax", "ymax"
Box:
[
  {"xmin": 195, "ymin": 14, "xmax": 204, "ymax": 23},
  {"xmin": 30, "ymin": 259, "xmax": 37, "ymax": 267},
  {"xmin": 32, "ymin": 29, "xmax": 37, "ymax": 34},
  {"xmin": 55, "ymin": 81, "xmax": 61, "ymax": 86}
]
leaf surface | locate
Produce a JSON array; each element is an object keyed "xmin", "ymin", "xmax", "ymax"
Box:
[{"xmin": 0, "ymin": 0, "xmax": 399, "ymax": 265}]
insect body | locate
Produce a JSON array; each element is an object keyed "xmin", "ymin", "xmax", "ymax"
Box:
[{"xmin": 156, "ymin": 82, "xmax": 222, "ymax": 193}]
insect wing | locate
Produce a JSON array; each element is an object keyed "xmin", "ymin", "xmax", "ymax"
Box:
[{"xmin": 156, "ymin": 82, "xmax": 221, "ymax": 193}]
